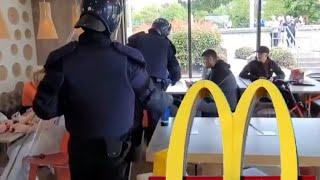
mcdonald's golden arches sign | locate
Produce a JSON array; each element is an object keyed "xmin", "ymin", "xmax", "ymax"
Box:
[{"xmin": 149, "ymin": 80, "xmax": 316, "ymax": 180}]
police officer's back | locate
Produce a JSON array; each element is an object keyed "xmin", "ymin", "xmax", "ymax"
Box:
[
  {"xmin": 128, "ymin": 18, "xmax": 181, "ymax": 88},
  {"xmin": 33, "ymin": 1, "xmax": 172, "ymax": 179}
]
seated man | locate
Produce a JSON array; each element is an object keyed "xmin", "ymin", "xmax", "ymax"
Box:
[
  {"xmin": 197, "ymin": 49, "xmax": 238, "ymax": 117},
  {"xmin": 239, "ymin": 46, "xmax": 301, "ymax": 113},
  {"xmin": 239, "ymin": 46, "xmax": 285, "ymax": 82}
]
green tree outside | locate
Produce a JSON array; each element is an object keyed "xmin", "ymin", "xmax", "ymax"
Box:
[
  {"xmin": 193, "ymin": 10, "xmax": 209, "ymax": 22},
  {"xmin": 191, "ymin": 0, "xmax": 233, "ymax": 13},
  {"xmin": 133, "ymin": 5, "xmax": 161, "ymax": 26},
  {"xmin": 161, "ymin": 3, "xmax": 187, "ymax": 21},
  {"xmin": 263, "ymin": 0, "xmax": 287, "ymax": 20},
  {"xmin": 212, "ymin": 0, "xmax": 249, "ymax": 28},
  {"xmin": 283, "ymin": 0, "xmax": 320, "ymax": 23},
  {"xmin": 262, "ymin": 0, "xmax": 320, "ymax": 23},
  {"xmin": 172, "ymin": 26, "xmax": 222, "ymax": 68},
  {"xmin": 228, "ymin": 0, "xmax": 249, "ymax": 27},
  {"xmin": 133, "ymin": 0, "xmax": 320, "ymax": 29},
  {"xmin": 133, "ymin": 3, "xmax": 187, "ymax": 27}
]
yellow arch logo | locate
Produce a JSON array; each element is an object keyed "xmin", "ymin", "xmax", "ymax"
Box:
[{"xmin": 153, "ymin": 80, "xmax": 300, "ymax": 180}]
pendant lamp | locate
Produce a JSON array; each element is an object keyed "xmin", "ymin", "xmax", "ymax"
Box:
[
  {"xmin": 72, "ymin": 0, "xmax": 83, "ymax": 35},
  {"xmin": 0, "ymin": 10, "xmax": 10, "ymax": 39},
  {"xmin": 37, "ymin": 1, "xmax": 58, "ymax": 39},
  {"xmin": 72, "ymin": 0, "xmax": 80, "ymax": 26}
]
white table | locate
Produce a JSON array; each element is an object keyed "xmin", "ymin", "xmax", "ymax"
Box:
[
  {"xmin": 167, "ymin": 77, "xmax": 320, "ymax": 117},
  {"xmin": 166, "ymin": 77, "xmax": 248, "ymax": 95},
  {"xmin": 147, "ymin": 117, "xmax": 320, "ymax": 173},
  {"xmin": 166, "ymin": 79, "xmax": 190, "ymax": 95},
  {"xmin": 238, "ymin": 77, "xmax": 320, "ymax": 116},
  {"xmin": 168, "ymin": 76, "xmax": 320, "ymax": 95},
  {"xmin": 237, "ymin": 77, "xmax": 250, "ymax": 90},
  {"xmin": 289, "ymin": 78, "xmax": 320, "ymax": 94},
  {"xmin": 239, "ymin": 77, "xmax": 320, "ymax": 94}
]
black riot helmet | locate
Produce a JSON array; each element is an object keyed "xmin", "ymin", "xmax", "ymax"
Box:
[
  {"xmin": 151, "ymin": 18, "xmax": 172, "ymax": 37},
  {"xmin": 75, "ymin": 0, "xmax": 122, "ymax": 34}
]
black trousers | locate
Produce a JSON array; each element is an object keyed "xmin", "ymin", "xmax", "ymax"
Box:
[
  {"xmin": 68, "ymin": 137, "xmax": 131, "ymax": 180},
  {"xmin": 132, "ymin": 79, "xmax": 167, "ymax": 146},
  {"xmin": 145, "ymin": 80, "xmax": 167, "ymax": 144}
]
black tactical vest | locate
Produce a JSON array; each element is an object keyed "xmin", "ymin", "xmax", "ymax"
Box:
[{"xmin": 61, "ymin": 35, "xmax": 135, "ymax": 140}]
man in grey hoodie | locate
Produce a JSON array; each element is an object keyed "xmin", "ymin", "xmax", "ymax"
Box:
[{"xmin": 197, "ymin": 49, "xmax": 238, "ymax": 117}]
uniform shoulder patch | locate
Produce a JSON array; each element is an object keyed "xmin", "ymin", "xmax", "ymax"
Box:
[
  {"xmin": 45, "ymin": 41, "xmax": 78, "ymax": 69},
  {"xmin": 112, "ymin": 42, "xmax": 146, "ymax": 67}
]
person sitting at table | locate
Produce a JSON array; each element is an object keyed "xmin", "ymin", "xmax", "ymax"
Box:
[
  {"xmin": 0, "ymin": 68, "xmax": 44, "ymax": 134},
  {"xmin": 197, "ymin": 49, "xmax": 238, "ymax": 117},
  {"xmin": 22, "ymin": 68, "xmax": 45, "ymax": 108},
  {"xmin": 0, "ymin": 113, "xmax": 66, "ymax": 180},
  {"xmin": 239, "ymin": 46, "xmax": 285, "ymax": 82},
  {"xmin": 0, "ymin": 67, "xmax": 65, "ymax": 180},
  {"xmin": 239, "ymin": 46, "xmax": 303, "ymax": 114}
]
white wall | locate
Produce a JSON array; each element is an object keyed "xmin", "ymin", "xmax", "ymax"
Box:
[{"xmin": 0, "ymin": 0, "xmax": 38, "ymax": 93}]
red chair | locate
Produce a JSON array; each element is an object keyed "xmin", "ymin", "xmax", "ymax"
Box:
[
  {"xmin": 25, "ymin": 132, "xmax": 70, "ymax": 180},
  {"xmin": 305, "ymin": 94, "xmax": 320, "ymax": 116},
  {"xmin": 289, "ymin": 102, "xmax": 305, "ymax": 117},
  {"xmin": 142, "ymin": 110, "xmax": 151, "ymax": 128}
]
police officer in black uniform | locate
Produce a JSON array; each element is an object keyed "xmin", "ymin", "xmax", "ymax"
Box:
[
  {"xmin": 32, "ymin": 0, "xmax": 172, "ymax": 179},
  {"xmin": 128, "ymin": 18, "xmax": 181, "ymax": 144},
  {"xmin": 128, "ymin": 18, "xmax": 181, "ymax": 87}
]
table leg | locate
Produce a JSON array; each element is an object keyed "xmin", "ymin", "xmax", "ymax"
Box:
[
  {"xmin": 314, "ymin": 167, "xmax": 320, "ymax": 179},
  {"xmin": 308, "ymin": 95, "xmax": 312, "ymax": 117},
  {"xmin": 300, "ymin": 166, "xmax": 320, "ymax": 179}
]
